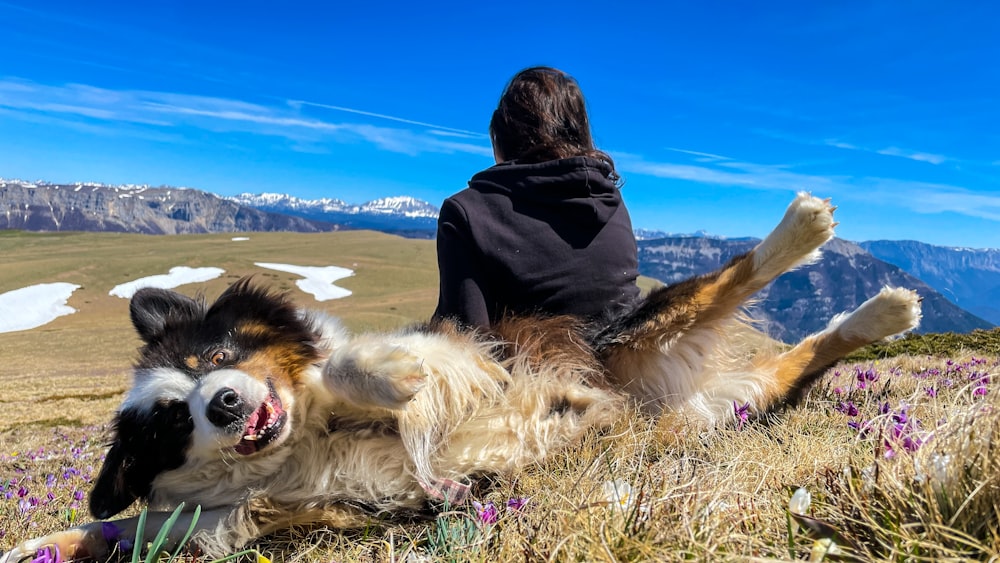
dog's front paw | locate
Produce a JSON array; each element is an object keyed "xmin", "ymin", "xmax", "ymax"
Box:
[
  {"xmin": 1, "ymin": 526, "xmax": 108, "ymax": 563},
  {"xmin": 365, "ymin": 344, "xmax": 429, "ymax": 407},
  {"xmin": 753, "ymin": 192, "xmax": 837, "ymax": 279},
  {"xmin": 325, "ymin": 340, "xmax": 429, "ymax": 410}
]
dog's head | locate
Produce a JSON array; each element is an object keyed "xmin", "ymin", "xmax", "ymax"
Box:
[{"xmin": 90, "ymin": 278, "xmax": 325, "ymax": 519}]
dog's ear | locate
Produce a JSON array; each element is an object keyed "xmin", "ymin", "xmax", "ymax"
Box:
[
  {"xmin": 90, "ymin": 403, "xmax": 193, "ymax": 519},
  {"xmin": 89, "ymin": 433, "xmax": 140, "ymax": 519},
  {"xmin": 130, "ymin": 288, "xmax": 202, "ymax": 344}
]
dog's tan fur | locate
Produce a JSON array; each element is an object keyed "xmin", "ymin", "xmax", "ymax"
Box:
[{"xmin": 1, "ymin": 193, "xmax": 922, "ymax": 561}]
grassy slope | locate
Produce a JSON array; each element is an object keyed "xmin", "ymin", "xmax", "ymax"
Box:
[
  {"xmin": 0, "ymin": 230, "xmax": 440, "ymax": 431},
  {"xmin": 2, "ymin": 231, "xmax": 999, "ymax": 561}
]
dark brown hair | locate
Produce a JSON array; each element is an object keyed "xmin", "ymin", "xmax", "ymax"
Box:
[{"xmin": 489, "ymin": 66, "xmax": 619, "ymax": 181}]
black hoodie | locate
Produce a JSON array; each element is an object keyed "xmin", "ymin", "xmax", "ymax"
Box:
[{"xmin": 433, "ymin": 156, "xmax": 641, "ymax": 328}]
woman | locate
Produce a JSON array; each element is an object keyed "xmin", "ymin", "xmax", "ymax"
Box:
[{"xmin": 433, "ymin": 66, "xmax": 640, "ymax": 328}]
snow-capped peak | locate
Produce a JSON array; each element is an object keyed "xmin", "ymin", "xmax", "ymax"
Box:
[
  {"xmin": 359, "ymin": 196, "xmax": 439, "ymax": 218},
  {"xmin": 229, "ymin": 193, "xmax": 439, "ymax": 218}
]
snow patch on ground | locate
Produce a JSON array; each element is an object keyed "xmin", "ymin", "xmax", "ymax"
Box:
[
  {"xmin": 2, "ymin": 261, "xmax": 351, "ymax": 333},
  {"xmin": 109, "ymin": 266, "xmax": 226, "ymax": 299},
  {"xmin": 0, "ymin": 283, "xmax": 81, "ymax": 333},
  {"xmin": 255, "ymin": 262, "xmax": 353, "ymax": 301}
]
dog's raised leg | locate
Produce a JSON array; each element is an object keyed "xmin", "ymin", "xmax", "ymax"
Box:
[
  {"xmin": 597, "ymin": 193, "xmax": 836, "ymax": 411},
  {"xmin": 597, "ymin": 193, "xmax": 835, "ymax": 352},
  {"xmin": 755, "ymin": 286, "xmax": 922, "ymax": 408}
]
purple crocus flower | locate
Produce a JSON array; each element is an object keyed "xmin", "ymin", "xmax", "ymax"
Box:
[
  {"xmin": 506, "ymin": 497, "xmax": 529, "ymax": 512},
  {"xmin": 472, "ymin": 500, "xmax": 499, "ymax": 524},
  {"xmin": 101, "ymin": 522, "xmax": 121, "ymax": 542},
  {"xmin": 836, "ymin": 401, "xmax": 859, "ymax": 417},
  {"xmin": 30, "ymin": 545, "xmax": 60, "ymax": 563},
  {"xmin": 893, "ymin": 408, "xmax": 908, "ymax": 425},
  {"xmin": 733, "ymin": 401, "xmax": 751, "ymax": 429}
]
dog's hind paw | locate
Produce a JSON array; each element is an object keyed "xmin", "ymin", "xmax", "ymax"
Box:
[
  {"xmin": 753, "ymin": 192, "xmax": 837, "ymax": 280},
  {"xmin": 325, "ymin": 341, "xmax": 429, "ymax": 410},
  {"xmin": 833, "ymin": 286, "xmax": 922, "ymax": 341}
]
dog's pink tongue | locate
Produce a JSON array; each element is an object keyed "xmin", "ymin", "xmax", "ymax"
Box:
[
  {"xmin": 234, "ymin": 404, "xmax": 268, "ymax": 455},
  {"xmin": 246, "ymin": 405, "xmax": 266, "ymax": 434}
]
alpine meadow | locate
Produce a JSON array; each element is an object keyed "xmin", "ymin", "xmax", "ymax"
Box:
[{"xmin": 2, "ymin": 229, "xmax": 1000, "ymax": 562}]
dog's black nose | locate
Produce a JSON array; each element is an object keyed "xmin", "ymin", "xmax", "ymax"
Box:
[{"xmin": 207, "ymin": 387, "xmax": 245, "ymax": 427}]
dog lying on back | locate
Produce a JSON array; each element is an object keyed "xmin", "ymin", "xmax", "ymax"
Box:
[{"xmin": 1, "ymin": 193, "xmax": 921, "ymax": 560}]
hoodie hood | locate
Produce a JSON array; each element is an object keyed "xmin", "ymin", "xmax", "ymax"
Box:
[{"xmin": 468, "ymin": 156, "xmax": 622, "ymax": 225}]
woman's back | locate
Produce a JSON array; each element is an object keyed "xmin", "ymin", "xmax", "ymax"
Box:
[
  {"xmin": 435, "ymin": 156, "xmax": 640, "ymax": 326},
  {"xmin": 433, "ymin": 67, "xmax": 641, "ymax": 328}
]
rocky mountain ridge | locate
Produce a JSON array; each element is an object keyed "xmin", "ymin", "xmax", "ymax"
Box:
[
  {"xmin": 0, "ymin": 179, "xmax": 332, "ymax": 234},
  {"xmin": 860, "ymin": 240, "xmax": 1000, "ymax": 325}
]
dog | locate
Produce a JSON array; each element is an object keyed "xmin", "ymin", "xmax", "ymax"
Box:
[{"xmin": 1, "ymin": 193, "xmax": 922, "ymax": 561}]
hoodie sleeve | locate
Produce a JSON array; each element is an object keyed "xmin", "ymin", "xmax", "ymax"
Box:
[{"xmin": 432, "ymin": 197, "xmax": 492, "ymax": 328}]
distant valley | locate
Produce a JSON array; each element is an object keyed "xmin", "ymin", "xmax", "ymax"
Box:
[{"xmin": 2, "ymin": 177, "xmax": 996, "ymax": 342}]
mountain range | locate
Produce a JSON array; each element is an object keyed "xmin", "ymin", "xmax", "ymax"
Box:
[
  {"xmin": 2, "ymin": 178, "xmax": 996, "ymax": 341},
  {"xmin": 227, "ymin": 192, "xmax": 438, "ymax": 238},
  {"xmin": 860, "ymin": 240, "xmax": 1000, "ymax": 326}
]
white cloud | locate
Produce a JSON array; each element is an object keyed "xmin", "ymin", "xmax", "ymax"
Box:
[
  {"xmin": 820, "ymin": 138, "xmax": 949, "ymax": 165},
  {"xmin": 867, "ymin": 180, "xmax": 1000, "ymax": 221},
  {"xmin": 616, "ymin": 152, "xmax": 840, "ymax": 194},
  {"xmin": 617, "ymin": 150, "xmax": 1000, "ymax": 223},
  {"xmin": 823, "ymin": 139, "xmax": 859, "ymax": 150},
  {"xmin": 875, "ymin": 146, "xmax": 948, "ymax": 165},
  {"xmin": 0, "ymin": 78, "xmax": 492, "ymax": 158}
]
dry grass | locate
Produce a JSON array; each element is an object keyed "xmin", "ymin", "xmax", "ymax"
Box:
[
  {"xmin": 3, "ymin": 232, "xmax": 1000, "ymax": 561},
  {"xmin": 4, "ymin": 355, "xmax": 999, "ymax": 561}
]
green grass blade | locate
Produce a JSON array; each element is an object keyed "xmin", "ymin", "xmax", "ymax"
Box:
[
  {"xmin": 167, "ymin": 504, "xmax": 202, "ymax": 563},
  {"xmin": 131, "ymin": 508, "xmax": 148, "ymax": 563},
  {"xmin": 145, "ymin": 502, "xmax": 185, "ymax": 563}
]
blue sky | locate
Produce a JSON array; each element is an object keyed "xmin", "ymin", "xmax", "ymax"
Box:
[{"xmin": 1, "ymin": 1, "xmax": 998, "ymax": 247}]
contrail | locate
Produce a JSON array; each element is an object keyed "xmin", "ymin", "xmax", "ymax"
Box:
[{"xmin": 290, "ymin": 99, "xmax": 486, "ymax": 138}]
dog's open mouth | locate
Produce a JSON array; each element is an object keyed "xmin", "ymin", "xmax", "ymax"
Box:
[{"xmin": 234, "ymin": 381, "xmax": 287, "ymax": 455}]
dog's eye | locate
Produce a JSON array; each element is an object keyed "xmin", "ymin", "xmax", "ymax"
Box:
[{"xmin": 209, "ymin": 350, "xmax": 230, "ymax": 366}]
